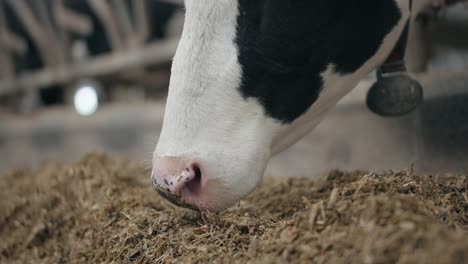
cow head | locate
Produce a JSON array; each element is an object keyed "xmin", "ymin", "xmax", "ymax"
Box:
[{"xmin": 152, "ymin": 0, "xmax": 403, "ymax": 211}]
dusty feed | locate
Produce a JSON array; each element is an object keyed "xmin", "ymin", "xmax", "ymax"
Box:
[{"xmin": 0, "ymin": 153, "xmax": 467, "ymax": 264}]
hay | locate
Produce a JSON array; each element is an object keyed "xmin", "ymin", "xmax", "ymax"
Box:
[{"xmin": 0, "ymin": 153, "xmax": 467, "ymax": 264}]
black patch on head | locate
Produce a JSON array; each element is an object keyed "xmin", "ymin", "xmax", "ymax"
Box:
[{"xmin": 235, "ymin": 0, "xmax": 401, "ymax": 123}]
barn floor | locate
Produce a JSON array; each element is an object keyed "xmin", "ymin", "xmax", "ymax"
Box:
[{"xmin": 0, "ymin": 153, "xmax": 467, "ymax": 263}]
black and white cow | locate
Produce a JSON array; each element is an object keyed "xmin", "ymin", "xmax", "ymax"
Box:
[{"xmin": 150, "ymin": 0, "xmax": 431, "ymax": 211}]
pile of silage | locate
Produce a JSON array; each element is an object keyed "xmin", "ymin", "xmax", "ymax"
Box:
[{"xmin": 0, "ymin": 153, "xmax": 467, "ymax": 263}]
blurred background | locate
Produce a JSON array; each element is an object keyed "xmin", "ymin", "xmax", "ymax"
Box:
[{"xmin": 0, "ymin": 0, "xmax": 467, "ymax": 176}]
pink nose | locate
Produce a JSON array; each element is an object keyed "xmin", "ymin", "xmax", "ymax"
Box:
[{"xmin": 151, "ymin": 157, "xmax": 203, "ymax": 209}]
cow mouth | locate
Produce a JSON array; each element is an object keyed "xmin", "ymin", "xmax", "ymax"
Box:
[{"xmin": 155, "ymin": 186, "xmax": 200, "ymax": 211}]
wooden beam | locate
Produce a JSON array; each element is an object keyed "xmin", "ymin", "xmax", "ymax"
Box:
[
  {"xmin": 133, "ymin": 0, "xmax": 150, "ymax": 45},
  {"xmin": 53, "ymin": 0, "xmax": 93, "ymax": 36},
  {"xmin": 110, "ymin": 0, "xmax": 134, "ymax": 47},
  {"xmin": 0, "ymin": 4, "xmax": 27, "ymax": 55},
  {"xmin": 0, "ymin": 48, "xmax": 14, "ymax": 79},
  {"xmin": 0, "ymin": 37, "xmax": 179, "ymax": 94},
  {"xmin": 30, "ymin": 0, "xmax": 67, "ymax": 65},
  {"xmin": 109, "ymin": 0, "xmax": 149, "ymax": 48},
  {"xmin": 88, "ymin": 0, "xmax": 124, "ymax": 50},
  {"xmin": 6, "ymin": 0, "xmax": 57, "ymax": 66},
  {"xmin": 0, "ymin": 27, "xmax": 28, "ymax": 55},
  {"xmin": 0, "ymin": 4, "xmax": 14, "ymax": 79}
]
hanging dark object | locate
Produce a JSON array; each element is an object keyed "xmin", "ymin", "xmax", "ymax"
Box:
[{"xmin": 367, "ymin": 0, "xmax": 423, "ymax": 117}]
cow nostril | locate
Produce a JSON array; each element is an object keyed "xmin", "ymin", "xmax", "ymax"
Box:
[{"xmin": 185, "ymin": 164, "xmax": 202, "ymax": 194}]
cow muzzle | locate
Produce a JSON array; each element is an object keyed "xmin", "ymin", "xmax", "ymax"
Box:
[{"xmin": 150, "ymin": 156, "xmax": 205, "ymax": 211}]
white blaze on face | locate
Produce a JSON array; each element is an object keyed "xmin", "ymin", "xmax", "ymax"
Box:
[{"xmin": 155, "ymin": 0, "xmax": 280, "ymax": 209}]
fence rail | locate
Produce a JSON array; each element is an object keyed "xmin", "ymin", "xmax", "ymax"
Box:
[{"xmin": 0, "ymin": 0, "xmax": 182, "ymax": 96}]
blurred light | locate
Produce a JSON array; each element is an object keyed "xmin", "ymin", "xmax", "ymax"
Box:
[{"xmin": 74, "ymin": 85, "xmax": 98, "ymax": 116}]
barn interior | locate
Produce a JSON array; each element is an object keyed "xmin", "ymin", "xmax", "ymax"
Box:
[
  {"xmin": 0, "ymin": 1, "xmax": 467, "ymax": 263},
  {"xmin": 1, "ymin": 0, "xmax": 468, "ymax": 176}
]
